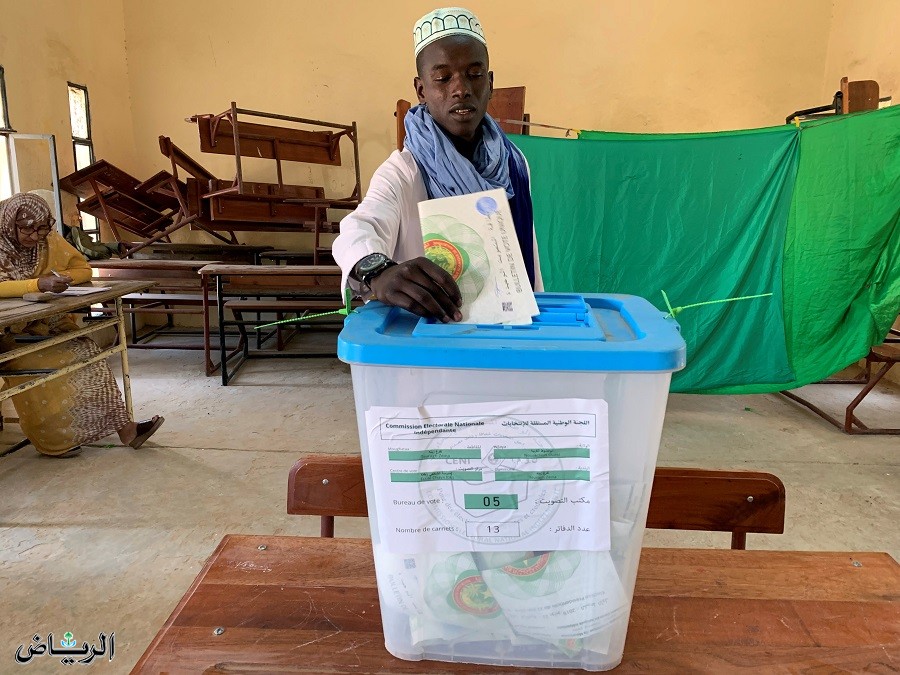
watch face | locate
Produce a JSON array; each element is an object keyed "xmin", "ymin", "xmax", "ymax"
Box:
[{"xmin": 358, "ymin": 253, "xmax": 389, "ymax": 274}]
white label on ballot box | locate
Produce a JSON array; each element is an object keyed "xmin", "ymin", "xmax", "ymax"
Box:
[{"xmin": 365, "ymin": 399, "xmax": 610, "ymax": 553}]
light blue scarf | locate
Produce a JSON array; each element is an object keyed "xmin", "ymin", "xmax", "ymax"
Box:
[{"xmin": 403, "ymin": 104, "xmax": 514, "ymax": 200}]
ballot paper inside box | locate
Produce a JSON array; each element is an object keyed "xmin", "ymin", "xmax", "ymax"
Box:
[{"xmin": 338, "ymin": 292, "xmax": 686, "ymax": 671}]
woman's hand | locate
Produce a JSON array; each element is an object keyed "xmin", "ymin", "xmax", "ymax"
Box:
[{"xmin": 37, "ymin": 274, "xmax": 72, "ymax": 293}]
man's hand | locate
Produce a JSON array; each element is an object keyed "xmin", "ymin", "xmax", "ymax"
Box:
[
  {"xmin": 37, "ymin": 275, "xmax": 72, "ymax": 293},
  {"xmin": 369, "ymin": 257, "xmax": 463, "ymax": 322}
]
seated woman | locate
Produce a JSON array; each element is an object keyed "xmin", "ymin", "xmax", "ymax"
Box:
[{"xmin": 0, "ymin": 193, "xmax": 163, "ymax": 457}]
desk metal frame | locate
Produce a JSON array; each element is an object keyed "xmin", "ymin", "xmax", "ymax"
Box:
[
  {"xmin": 0, "ymin": 282, "xmax": 152, "ymax": 452},
  {"xmin": 199, "ymin": 265, "xmax": 343, "ymax": 382}
]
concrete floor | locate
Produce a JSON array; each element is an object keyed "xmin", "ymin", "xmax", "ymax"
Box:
[{"xmin": 0, "ymin": 348, "xmax": 897, "ymax": 673}]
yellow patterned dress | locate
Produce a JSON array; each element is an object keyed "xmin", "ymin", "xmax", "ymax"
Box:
[{"xmin": 1, "ymin": 195, "xmax": 130, "ymax": 455}]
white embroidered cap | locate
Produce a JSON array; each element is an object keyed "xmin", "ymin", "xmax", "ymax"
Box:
[{"xmin": 413, "ymin": 7, "xmax": 486, "ymax": 57}]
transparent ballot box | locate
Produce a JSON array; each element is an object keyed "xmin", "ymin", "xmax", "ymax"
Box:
[{"xmin": 338, "ymin": 293, "xmax": 686, "ymax": 670}]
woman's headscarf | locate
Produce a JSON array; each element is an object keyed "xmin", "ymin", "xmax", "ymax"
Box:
[{"xmin": 0, "ymin": 193, "xmax": 51, "ymax": 283}]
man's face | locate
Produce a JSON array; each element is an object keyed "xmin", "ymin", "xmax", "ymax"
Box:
[
  {"xmin": 14, "ymin": 212, "xmax": 52, "ymax": 248},
  {"xmin": 414, "ymin": 35, "xmax": 493, "ymax": 142}
]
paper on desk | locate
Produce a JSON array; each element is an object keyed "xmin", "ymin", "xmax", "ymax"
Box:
[
  {"xmin": 54, "ymin": 286, "xmax": 111, "ymax": 296},
  {"xmin": 418, "ymin": 188, "xmax": 538, "ymax": 325}
]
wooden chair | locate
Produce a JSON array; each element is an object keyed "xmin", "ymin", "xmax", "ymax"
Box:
[
  {"xmin": 287, "ymin": 454, "xmax": 786, "ymax": 549},
  {"xmin": 395, "ymin": 85, "xmax": 529, "ymax": 151},
  {"xmin": 785, "ymin": 76, "xmax": 881, "ymax": 123},
  {"xmin": 840, "ymin": 76, "xmax": 880, "ymax": 113},
  {"xmin": 781, "ymin": 321, "xmax": 900, "ymax": 435}
]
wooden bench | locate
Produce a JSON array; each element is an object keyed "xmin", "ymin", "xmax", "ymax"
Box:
[
  {"xmin": 259, "ymin": 249, "xmax": 336, "ymax": 266},
  {"xmin": 91, "ymin": 259, "xmax": 223, "ymax": 352},
  {"xmin": 287, "ymin": 454, "xmax": 786, "ymax": 549},
  {"xmin": 199, "ymin": 264, "xmax": 345, "ymax": 383}
]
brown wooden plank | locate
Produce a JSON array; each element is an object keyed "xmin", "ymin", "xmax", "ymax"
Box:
[
  {"xmin": 287, "ymin": 456, "xmax": 368, "ymax": 518},
  {"xmin": 94, "ymin": 268, "xmax": 205, "ymax": 283},
  {"xmin": 627, "ymin": 596, "xmax": 899, "ymax": 646},
  {"xmin": 208, "ymin": 196, "xmax": 321, "ymax": 225},
  {"xmin": 91, "ymin": 259, "xmax": 219, "ymax": 271},
  {"xmin": 0, "ymin": 280, "xmax": 153, "ymax": 328},
  {"xmin": 634, "ymin": 549, "xmax": 899, "ymax": 602},
  {"xmin": 160, "ymin": 136, "xmax": 217, "ymax": 181},
  {"xmin": 59, "ymin": 160, "xmax": 141, "ymax": 198},
  {"xmin": 171, "ymin": 585, "xmax": 379, "ymax": 630},
  {"xmin": 221, "ymin": 278, "xmax": 340, "ymax": 293},
  {"xmin": 191, "ymin": 646, "xmax": 896, "ymax": 674},
  {"xmin": 131, "ymin": 243, "xmax": 272, "ymax": 255},
  {"xmin": 194, "ymin": 536, "xmax": 376, "ymax": 588},
  {"xmin": 225, "ymin": 300, "xmax": 349, "ymax": 312},
  {"xmin": 206, "ymin": 179, "xmax": 324, "ymax": 201},
  {"xmin": 196, "ymin": 116, "xmax": 342, "ymax": 166},
  {"xmin": 261, "ymin": 251, "xmax": 337, "ymax": 264},
  {"xmin": 648, "ymin": 467, "xmax": 785, "ymax": 535},
  {"xmin": 614, "ymin": 645, "xmax": 899, "ymax": 673},
  {"xmin": 396, "ymin": 99, "xmax": 412, "ymax": 151},
  {"xmin": 78, "ymin": 192, "xmax": 173, "ymax": 235},
  {"xmin": 124, "ymin": 294, "xmax": 206, "ymax": 304},
  {"xmin": 840, "ymin": 77, "xmax": 880, "ymax": 113},
  {"xmin": 140, "ymin": 627, "xmax": 487, "ymax": 674},
  {"xmin": 200, "ymin": 264, "xmax": 341, "ymax": 276},
  {"xmin": 286, "ymin": 456, "xmax": 787, "ymax": 547}
]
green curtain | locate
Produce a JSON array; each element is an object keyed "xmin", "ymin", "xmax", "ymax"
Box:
[{"xmin": 513, "ymin": 106, "xmax": 900, "ymax": 394}]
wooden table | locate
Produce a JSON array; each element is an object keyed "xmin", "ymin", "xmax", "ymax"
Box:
[
  {"xmin": 134, "ymin": 535, "xmax": 900, "ymax": 673},
  {"xmin": 127, "ymin": 243, "xmax": 272, "ymax": 263},
  {"xmin": 0, "ymin": 281, "xmax": 153, "ymax": 450},
  {"xmin": 198, "ymin": 264, "xmax": 343, "ymax": 381}
]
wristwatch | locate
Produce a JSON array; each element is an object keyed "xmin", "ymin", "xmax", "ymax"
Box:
[{"xmin": 354, "ymin": 253, "xmax": 397, "ymax": 287}]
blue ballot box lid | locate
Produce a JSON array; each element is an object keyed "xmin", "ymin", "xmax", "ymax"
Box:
[{"xmin": 338, "ymin": 293, "xmax": 686, "ymax": 372}]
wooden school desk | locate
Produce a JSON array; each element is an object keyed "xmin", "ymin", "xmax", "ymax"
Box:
[
  {"xmin": 91, "ymin": 258, "xmax": 223, "ymax": 354},
  {"xmin": 198, "ymin": 264, "xmax": 343, "ymax": 382},
  {"xmin": 133, "ymin": 534, "xmax": 900, "ymax": 673},
  {"xmin": 0, "ymin": 281, "xmax": 153, "ymax": 451}
]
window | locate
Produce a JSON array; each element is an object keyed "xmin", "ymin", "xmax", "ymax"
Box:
[
  {"xmin": 1, "ymin": 65, "xmax": 13, "ymax": 199},
  {"xmin": 68, "ymin": 82, "xmax": 99, "ymax": 239}
]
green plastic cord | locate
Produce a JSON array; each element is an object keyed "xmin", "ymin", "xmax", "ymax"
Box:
[
  {"xmin": 255, "ymin": 287, "xmax": 356, "ymax": 330},
  {"xmin": 661, "ymin": 291, "xmax": 773, "ymax": 318}
]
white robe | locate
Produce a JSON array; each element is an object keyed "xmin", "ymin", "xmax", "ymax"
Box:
[{"xmin": 333, "ymin": 148, "xmax": 543, "ymax": 293}]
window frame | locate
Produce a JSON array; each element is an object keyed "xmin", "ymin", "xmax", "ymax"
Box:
[
  {"xmin": 67, "ymin": 81, "xmax": 94, "ymax": 166},
  {"xmin": 0, "ymin": 65, "xmax": 13, "ymax": 132},
  {"xmin": 67, "ymin": 81, "xmax": 99, "ymax": 239}
]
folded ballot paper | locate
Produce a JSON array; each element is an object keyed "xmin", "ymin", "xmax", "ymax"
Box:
[
  {"xmin": 418, "ymin": 189, "xmax": 539, "ymax": 325},
  {"xmin": 374, "ymin": 545, "xmax": 630, "ymax": 657}
]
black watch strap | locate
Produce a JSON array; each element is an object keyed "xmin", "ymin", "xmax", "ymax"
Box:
[
  {"xmin": 361, "ymin": 259, "xmax": 397, "ymax": 286},
  {"xmin": 354, "ymin": 254, "xmax": 397, "ymax": 287}
]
